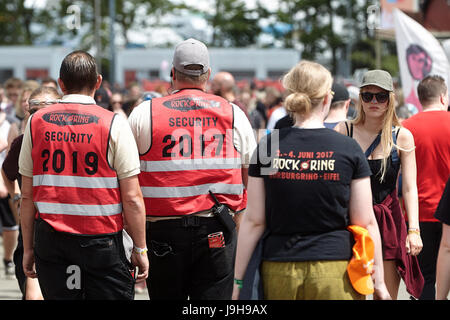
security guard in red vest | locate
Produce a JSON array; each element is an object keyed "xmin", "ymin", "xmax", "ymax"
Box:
[
  {"xmin": 19, "ymin": 51, "xmax": 149, "ymax": 299},
  {"xmin": 128, "ymin": 38, "xmax": 256, "ymax": 299}
]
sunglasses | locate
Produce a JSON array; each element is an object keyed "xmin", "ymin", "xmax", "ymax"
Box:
[
  {"xmin": 28, "ymin": 100, "xmax": 59, "ymax": 106},
  {"xmin": 360, "ymin": 92, "xmax": 389, "ymax": 103}
]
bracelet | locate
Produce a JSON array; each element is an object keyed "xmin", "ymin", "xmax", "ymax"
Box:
[
  {"xmin": 234, "ymin": 278, "xmax": 243, "ymax": 289},
  {"xmin": 408, "ymin": 229, "xmax": 420, "ymax": 235},
  {"xmin": 133, "ymin": 246, "xmax": 148, "ymax": 255}
]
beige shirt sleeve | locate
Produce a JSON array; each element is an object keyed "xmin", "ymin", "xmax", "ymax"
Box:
[
  {"xmin": 128, "ymin": 100, "xmax": 152, "ymax": 155},
  {"xmin": 109, "ymin": 114, "xmax": 141, "ymax": 180},
  {"xmin": 231, "ymin": 103, "xmax": 257, "ymax": 168},
  {"xmin": 19, "ymin": 113, "xmax": 140, "ymax": 180}
]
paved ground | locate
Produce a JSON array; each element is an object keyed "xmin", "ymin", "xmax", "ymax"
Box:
[{"xmin": 0, "ymin": 234, "xmax": 149, "ymax": 300}]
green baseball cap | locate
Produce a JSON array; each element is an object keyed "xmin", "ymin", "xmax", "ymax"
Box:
[{"xmin": 360, "ymin": 70, "xmax": 394, "ymax": 92}]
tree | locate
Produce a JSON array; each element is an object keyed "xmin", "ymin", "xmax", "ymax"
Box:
[
  {"xmin": 0, "ymin": 0, "xmax": 400, "ymax": 79},
  {"xmin": 115, "ymin": 0, "xmax": 177, "ymax": 46},
  {"xmin": 0, "ymin": 0, "xmax": 35, "ymax": 45},
  {"xmin": 206, "ymin": 0, "xmax": 262, "ymax": 47},
  {"xmin": 267, "ymin": 0, "xmax": 398, "ymax": 77},
  {"xmin": 269, "ymin": 0, "xmax": 344, "ymax": 73}
]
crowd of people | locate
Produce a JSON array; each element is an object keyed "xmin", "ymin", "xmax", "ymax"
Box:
[{"xmin": 0, "ymin": 37, "xmax": 449, "ymax": 301}]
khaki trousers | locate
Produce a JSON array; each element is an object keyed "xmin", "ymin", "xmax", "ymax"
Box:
[{"xmin": 261, "ymin": 260, "xmax": 364, "ymax": 300}]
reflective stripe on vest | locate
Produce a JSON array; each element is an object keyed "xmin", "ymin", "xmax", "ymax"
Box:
[
  {"xmin": 31, "ymin": 103, "xmax": 123, "ymax": 235},
  {"xmin": 139, "ymin": 89, "xmax": 246, "ymax": 216},
  {"xmin": 33, "ymin": 175, "xmax": 119, "ymax": 189},
  {"xmin": 141, "ymin": 183, "xmax": 244, "ymax": 198},
  {"xmin": 35, "ymin": 202, "xmax": 122, "ymax": 216},
  {"xmin": 140, "ymin": 158, "xmax": 242, "ymax": 172}
]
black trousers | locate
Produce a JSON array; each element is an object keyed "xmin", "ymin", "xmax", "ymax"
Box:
[
  {"xmin": 417, "ymin": 221, "xmax": 442, "ymax": 300},
  {"xmin": 146, "ymin": 216, "xmax": 236, "ymax": 300},
  {"xmin": 13, "ymin": 227, "xmax": 26, "ymax": 299},
  {"xmin": 34, "ymin": 219, "xmax": 135, "ymax": 300}
]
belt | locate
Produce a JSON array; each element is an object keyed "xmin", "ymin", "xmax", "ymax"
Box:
[
  {"xmin": 146, "ymin": 209, "xmax": 236, "ymax": 222},
  {"xmin": 147, "ymin": 215, "xmax": 216, "ymax": 228}
]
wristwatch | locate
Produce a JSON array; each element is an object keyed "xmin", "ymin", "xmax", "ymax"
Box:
[{"xmin": 12, "ymin": 194, "xmax": 21, "ymax": 203}]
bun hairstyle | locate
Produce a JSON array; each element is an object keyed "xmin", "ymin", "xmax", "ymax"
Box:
[
  {"xmin": 282, "ymin": 60, "xmax": 332, "ymax": 117},
  {"xmin": 284, "ymin": 92, "xmax": 312, "ymax": 116}
]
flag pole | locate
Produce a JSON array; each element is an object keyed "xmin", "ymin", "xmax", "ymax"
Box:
[{"xmin": 375, "ymin": 29, "xmax": 381, "ymax": 69}]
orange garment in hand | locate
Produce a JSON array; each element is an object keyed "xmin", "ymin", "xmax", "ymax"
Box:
[{"xmin": 347, "ymin": 225, "xmax": 374, "ymax": 295}]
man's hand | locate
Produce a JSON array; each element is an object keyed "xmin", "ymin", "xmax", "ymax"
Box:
[
  {"xmin": 23, "ymin": 248, "xmax": 37, "ymax": 279},
  {"xmin": 131, "ymin": 251, "xmax": 149, "ymax": 283}
]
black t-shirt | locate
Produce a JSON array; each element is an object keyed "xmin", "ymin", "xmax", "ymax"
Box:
[
  {"xmin": 2, "ymin": 134, "xmax": 23, "ymax": 189},
  {"xmin": 434, "ymin": 176, "xmax": 450, "ymax": 225},
  {"xmin": 249, "ymin": 127, "xmax": 371, "ymax": 261},
  {"xmin": 274, "ymin": 114, "xmax": 294, "ymax": 129}
]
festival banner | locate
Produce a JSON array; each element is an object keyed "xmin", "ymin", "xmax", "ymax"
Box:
[{"xmin": 393, "ymin": 8, "xmax": 450, "ymax": 112}]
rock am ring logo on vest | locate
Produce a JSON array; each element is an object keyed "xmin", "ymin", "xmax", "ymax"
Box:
[
  {"xmin": 163, "ymin": 95, "xmax": 221, "ymax": 112},
  {"xmin": 42, "ymin": 112, "xmax": 99, "ymax": 127}
]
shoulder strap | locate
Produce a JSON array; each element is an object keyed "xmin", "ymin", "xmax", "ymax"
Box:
[
  {"xmin": 364, "ymin": 128, "xmax": 400, "ymax": 160},
  {"xmin": 391, "ymin": 127, "xmax": 400, "ymax": 163},
  {"xmin": 393, "ymin": 127, "xmax": 400, "ymax": 143},
  {"xmin": 344, "ymin": 121, "xmax": 354, "ymax": 137},
  {"xmin": 365, "ymin": 133, "xmax": 381, "ymax": 158}
]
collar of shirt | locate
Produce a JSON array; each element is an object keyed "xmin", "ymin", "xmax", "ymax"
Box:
[{"xmin": 60, "ymin": 94, "xmax": 96, "ymax": 105}]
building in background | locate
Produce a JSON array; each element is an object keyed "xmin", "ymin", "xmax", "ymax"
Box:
[
  {"xmin": 380, "ymin": 0, "xmax": 419, "ymax": 30},
  {"xmin": 116, "ymin": 47, "xmax": 299, "ymax": 88},
  {"xmin": 0, "ymin": 45, "xmax": 299, "ymax": 90},
  {"xmin": 380, "ymin": 0, "xmax": 450, "ymax": 35},
  {"xmin": 0, "ymin": 47, "xmax": 71, "ymax": 83}
]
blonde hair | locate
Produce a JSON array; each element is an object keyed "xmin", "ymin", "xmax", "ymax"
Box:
[
  {"xmin": 282, "ymin": 60, "xmax": 332, "ymax": 118},
  {"xmin": 352, "ymin": 90, "xmax": 406, "ymax": 182}
]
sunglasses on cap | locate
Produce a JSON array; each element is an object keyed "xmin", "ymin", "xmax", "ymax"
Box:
[{"xmin": 360, "ymin": 92, "xmax": 389, "ymax": 103}]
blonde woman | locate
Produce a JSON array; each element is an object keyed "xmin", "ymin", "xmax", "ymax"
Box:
[
  {"xmin": 335, "ymin": 70, "xmax": 424, "ymax": 299},
  {"xmin": 7, "ymin": 81, "xmax": 40, "ymax": 150},
  {"xmin": 233, "ymin": 61, "xmax": 390, "ymax": 300}
]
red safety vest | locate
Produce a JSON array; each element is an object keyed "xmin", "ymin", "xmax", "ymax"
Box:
[
  {"xmin": 31, "ymin": 103, "xmax": 123, "ymax": 235},
  {"xmin": 139, "ymin": 89, "xmax": 246, "ymax": 216}
]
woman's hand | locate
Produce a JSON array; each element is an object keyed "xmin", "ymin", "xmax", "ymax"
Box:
[
  {"xmin": 232, "ymin": 283, "xmax": 241, "ymax": 300},
  {"xmin": 371, "ymin": 264, "xmax": 392, "ymax": 300},
  {"xmin": 373, "ymin": 282, "xmax": 392, "ymax": 300},
  {"xmin": 406, "ymin": 232, "xmax": 423, "ymax": 256}
]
